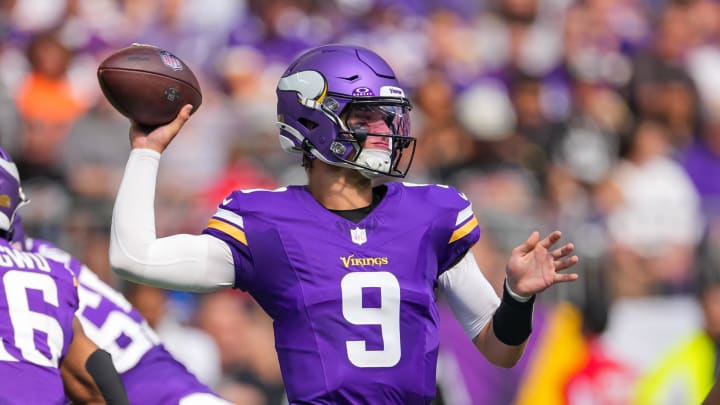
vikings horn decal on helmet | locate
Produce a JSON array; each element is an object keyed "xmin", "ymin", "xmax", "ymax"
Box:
[
  {"xmin": 276, "ymin": 44, "xmax": 416, "ymax": 178},
  {"xmin": 0, "ymin": 148, "xmax": 28, "ymax": 236}
]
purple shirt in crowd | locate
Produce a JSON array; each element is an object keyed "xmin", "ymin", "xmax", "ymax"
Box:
[
  {"xmin": 680, "ymin": 141, "xmax": 720, "ymax": 206},
  {"xmin": 204, "ymin": 182, "xmax": 481, "ymax": 404},
  {"xmin": 0, "ymin": 238, "xmax": 79, "ymax": 404}
]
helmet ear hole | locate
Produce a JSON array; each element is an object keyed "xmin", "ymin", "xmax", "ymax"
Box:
[{"xmin": 298, "ymin": 118, "xmax": 318, "ymax": 130}]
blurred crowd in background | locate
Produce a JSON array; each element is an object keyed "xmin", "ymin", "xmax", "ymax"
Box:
[{"xmin": 0, "ymin": 0, "xmax": 718, "ymax": 403}]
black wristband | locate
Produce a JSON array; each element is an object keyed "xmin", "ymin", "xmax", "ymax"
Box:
[
  {"xmin": 85, "ymin": 349, "xmax": 130, "ymax": 405},
  {"xmin": 492, "ymin": 280, "xmax": 536, "ymax": 346}
]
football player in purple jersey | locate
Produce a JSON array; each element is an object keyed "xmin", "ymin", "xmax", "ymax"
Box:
[
  {"xmin": 0, "ymin": 150, "xmax": 128, "ymax": 404},
  {"xmin": 110, "ymin": 44, "xmax": 580, "ymax": 404},
  {"xmin": 11, "ymin": 218, "xmax": 233, "ymax": 405}
]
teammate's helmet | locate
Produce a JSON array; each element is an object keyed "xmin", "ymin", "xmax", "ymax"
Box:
[
  {"xmin": 276, "ymin": 44, "xmax": 415, "ymax": 178},
  {"xmin": 0, "ymin": 148, "xmax": 27, "ymax": 236},
  {"xmin": 10, "ymin": 214, "xmax": 26, "ymax": 248}
]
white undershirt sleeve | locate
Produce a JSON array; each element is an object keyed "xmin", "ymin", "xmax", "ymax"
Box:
[
  {"xmin": 109, "ymin": 148, "xmax": 235, "ymax": 292},
  {"xmin": 438, "ymin": 252, "xmax": 500, "ymax": 340}
]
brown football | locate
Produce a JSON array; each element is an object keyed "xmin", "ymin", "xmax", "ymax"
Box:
[{"xmin": 97, "ymin": 43, "xmax": 202, "ymax": 126}]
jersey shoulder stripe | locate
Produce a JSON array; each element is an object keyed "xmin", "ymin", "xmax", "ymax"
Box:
[
  {"xmin": 212, "ymin": 208, "xmax": 245, "ymax": 229},
  {"xmin": 449, "ymin": 214, "xmax": 479, "ymax": 244},
  {"xmin": 207, "ymin": 218, "xmax": 247, "ymax": 246},
  {"xmin": 208, "ymin": 207, "xmax": 247, "ymax": 245},
  {"xmin": 455, "ymin": 205, "xmax": 474, "ymax": 226},
  {"xmin": 396, "ymin": 182, "xmax": 480, "ymax": 245},
  {"xmin": 206, "ymin": 189, "xmax": 293, "ymax": 251}
]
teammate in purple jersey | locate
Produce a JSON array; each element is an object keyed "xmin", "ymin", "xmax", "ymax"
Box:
[
  {"xmin": 11, "ymin": 216, "xmax": 232, "ymax": 405},
  {"xmin": 109, "ymin": 44, "xmax": 580, "ymax": 404},
  {"xmin": 0, "ymin": 150, "xmax": 128, "ymax": 404}
]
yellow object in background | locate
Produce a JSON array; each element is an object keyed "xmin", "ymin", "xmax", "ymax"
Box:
[
  {"xmin": 634, "ymin": 332, "xmax": 715, "ymax": 405},
  {"xmin": 515, "ymin": 303, "xmax": 589, "ymax": 405}
]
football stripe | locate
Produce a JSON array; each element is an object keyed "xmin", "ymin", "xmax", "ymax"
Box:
[
  {"xmin": 213, "ymin": 208, "xmax": 244, "ymax": 229},
  {"xmin": 455, "ymin": 205, "xmax": 474, "ymax": 226},
  {"xmin": 449, "ymin": 215, "xmax": 479, "ymax": 244},
  {"xmin": 207, "ymin": 219, "xmax": 247, "ymax": 246}
]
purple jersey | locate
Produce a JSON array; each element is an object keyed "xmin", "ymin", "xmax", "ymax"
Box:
[
  {"xmin": 24, "ymin": 238, "xmax": 219, "ymax": 404},
  {"xmin": 204, "ymin": 182, "xmax": 480, "ymax": 404},
  {"xmin": 0, "ymin": 239, "xmax": 79, "ymax": 404}
]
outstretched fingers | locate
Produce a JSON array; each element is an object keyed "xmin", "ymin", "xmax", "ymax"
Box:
[
  {"xmin": 554, "ymin": 255, "xmax": 580, "ymax": 271},
  {"xmin": 553, "ymin": 272, "xmax": 580, "ymax": 283},
  {"xmin": 551, "ymin": 241, "xmax": 579, "ymax": 272},
  {"xmin": 551, "ymin": 243, "xmax": 575, "ymax": 260},
  {"xmin": 539, "ymin": 231, "xmax": 563, "ymax": 249},
  {"xmin": 516, "ymin": 231, "xmax": 541, "ymax": 254}
]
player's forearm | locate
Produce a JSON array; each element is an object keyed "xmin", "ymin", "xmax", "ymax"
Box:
[
  {"xmin": 63, "ymin": 318, "xmax": 129, "ymax": 404},
  {"xmin": 110, "ymin": 149, "xmax": 234, "ymax": 292},
  {"xmin": 438, "ymin": 252, "xmax": 527, "ymax": 366},
  {"xmin": 85, "ymin": 349, "xmax": 129, "ymax": 405},
  {"xmin": 110, "ymin": 148, "xmax": 160, "ymax": 267},
  {"xmin": 473, "ymin": 322, "xmax": 527, "ymax": 368},
  {"xmin": 438, "ymin": 253, "xmax": 500, "ymax": 339},
  {"xmin": 473, "ymin": 280, "xmax": 535, "ymax": 367}
]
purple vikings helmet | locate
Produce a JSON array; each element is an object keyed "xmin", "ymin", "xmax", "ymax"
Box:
[
  {"xmin": 276, "ymin": 45, "xmax": 415, "ymax": 178},
  {"xmin": 0, "ymin": 149, "xmax": 27, "ymax": 237},
  {"xmin": 10, "ymin": 213, "xmax": 26, "ymax": 248}
]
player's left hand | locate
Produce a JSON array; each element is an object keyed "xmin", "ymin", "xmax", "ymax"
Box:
[{"xmin": 505, "ymin": 231, "xmax": 579, "ymax": 297}]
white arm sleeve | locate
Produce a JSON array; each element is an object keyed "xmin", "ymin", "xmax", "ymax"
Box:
[
  {"xmin": 109, "ymin": 149, "xmax": 235, "ymax": 292},
  {"xmin": 438, "ymin": 252, "xmax": 500, "ymax": 340}
]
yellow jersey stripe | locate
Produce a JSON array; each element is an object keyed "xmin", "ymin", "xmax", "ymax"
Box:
[
  {"xmin": 449, "ymin": 215, "xmax": 478, "ymax": 244},
  {"xmin": 207, "ymin": 219, "xmax": 247, "ymax": 246}
]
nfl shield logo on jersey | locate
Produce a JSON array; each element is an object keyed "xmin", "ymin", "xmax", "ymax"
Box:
[{"xmin": 350, "ymin": 227, "xmax": 367, "ymax": 245}]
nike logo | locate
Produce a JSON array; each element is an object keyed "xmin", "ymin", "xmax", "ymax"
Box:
[{"xmin": 222, "ymin": 197, "xmax": 233, "ymax": 205}]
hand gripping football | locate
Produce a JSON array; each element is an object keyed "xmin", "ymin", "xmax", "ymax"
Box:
[{"xmin": 97, "ymin": 43, "xmax": 202, "ymax": 126}]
